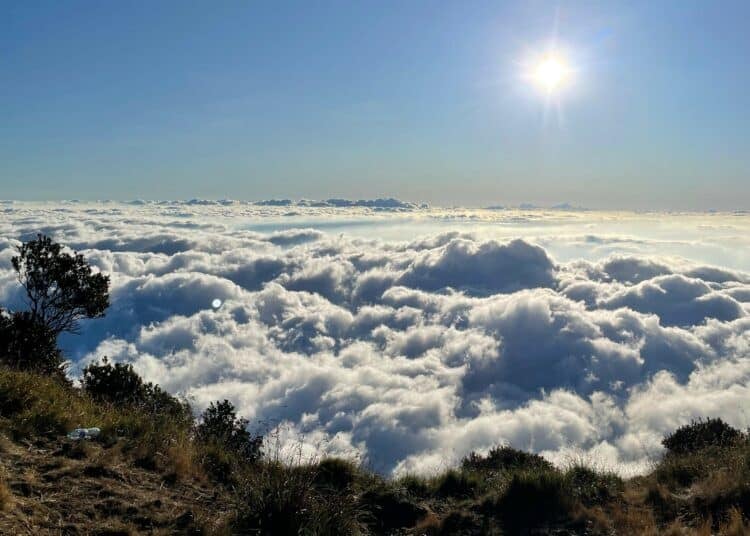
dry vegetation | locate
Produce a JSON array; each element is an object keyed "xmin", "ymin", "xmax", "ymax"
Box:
[{"xmin": 0, "ymin": 365, "xmax": 748, "ymax": 534}]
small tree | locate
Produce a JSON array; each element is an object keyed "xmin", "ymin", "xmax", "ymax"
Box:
[
  {"xmin": 12, "ymin": 234, "xmax": 109, "ymax": 336},
  {"xmin": 196, "ymin": 400, "xmax": 262, "ymax": 462}
]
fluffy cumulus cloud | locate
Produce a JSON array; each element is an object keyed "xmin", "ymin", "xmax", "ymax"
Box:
[{"xmin": 2, "ymin": 201, "xmax": 750, "ymax": 475}]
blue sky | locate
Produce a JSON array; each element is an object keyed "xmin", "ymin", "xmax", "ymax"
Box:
[{"xmin": 2, "ymin": 0, "xmax": 749, "ymax": 209}]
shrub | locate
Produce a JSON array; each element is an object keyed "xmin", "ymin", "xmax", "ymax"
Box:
[
  {"xmin": 195, "ymin": 400, "xmax": 262, "ymax": 463},
  {"xmin": 81, "ymin": 357, "xmax": 191, "ymax": 421},
  {"xmin": 656, "ymin": 452, "xmax": 707, "ymax": 487},
  {"xmin": 565, "ymin": 464, "xmax": 623, "ymax": 506},
  {"xmin": 0, "ymin": 310, "xmax": 66, "ymax": 377},
  {"xmin": 662, "ymin": 418, "xmax": 744, "ymax": 455},
  {"xmin": 396, "ymin": 474, "xmax": 431, "ymax": 498},
  {"xmin": 432, "ymin": 469, "xmax": 481, "ymax": 498},
  {"xmin": 462, "ymin": 445, "xmax": 554, "ymax": 474},
  {"xmin": 360, "ymin": 484, "xmax": 426, "ymax": 533},
  {"xmin": 491, "ymin": 468, "xmax": 574, "ymax": 533},
  {"xmin": 314, "ymin": 458, "xmax": 359, "ymax": 491},
  {"xmin": 81, "ymin": 357, "xmax": 145, "ymax": 404},
  {"xmin": 81, "ymin": 361, "xmax": 194, "ymax": 474}
]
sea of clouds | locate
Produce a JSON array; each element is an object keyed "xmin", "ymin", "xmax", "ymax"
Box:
[{"xmin": 1, "ymin": 200, "xmax": 749, "ymax": 476}]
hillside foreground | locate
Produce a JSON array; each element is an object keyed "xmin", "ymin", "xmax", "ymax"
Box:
[{"xmin": 0, "ymin": 366, "xmax": 748, "ymax": 535}]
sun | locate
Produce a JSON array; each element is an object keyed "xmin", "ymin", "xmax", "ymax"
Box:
[{"xmin": 529, "ymin": 53, "xmax": 572, "ymax": 94}]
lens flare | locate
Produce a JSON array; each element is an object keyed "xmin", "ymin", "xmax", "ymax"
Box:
[
  {"xmin": 519, "ymin": 45, "xmax": 577, "ymax": 125},
  {"xmin": 531, "ymin": 53, "xmax": 571, "ymax": 94}
]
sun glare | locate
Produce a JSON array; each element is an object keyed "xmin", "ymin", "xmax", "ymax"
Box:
[{"xmin": 532, "ymin": 54, "xmax": 570, "ymax": 93}]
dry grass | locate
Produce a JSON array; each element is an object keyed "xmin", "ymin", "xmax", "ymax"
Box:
[
  {"xmin": 0, "ymin": 366, "xmax": 203, "ymax": 476},
  {"xmin": 1, "ymin": 364, "xmax": 750, "ymax": 534},
  {"xmin": 0, "ymin": 432, "xmax": 226, "ymax": 534},
  {"xmin": 607, "ymin": 503, "xmax": 661, "ymax": 535},
  {"xmin": 0, "ymin": 475, "xmax": 12, "ymax": 512},
  {"xmin": 165, "ymin": 441, "xmax": 205, "ymax": 483},
  {"xmin": 720, "ymin": 508, "xmax": 750, "ymax": 535},
  {"xmin": 227, "ymin": 460, "xmax": 366, "ymax": 535}
]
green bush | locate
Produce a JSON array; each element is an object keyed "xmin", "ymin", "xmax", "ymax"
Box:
[
  {"xmin": 655, "ymin": 439, "xmax": 750, "ymax": 489},
  {"xmin": 81, "ymin": 357, "xmax": 144, "ymax": 404},
  {"xmin": 662, "ymin": 418, "xmax": 744, "ymax": 455},
  {"xmin": 462, "ymin": 445, "xmax": 553, "ymax": 473},
  {"xmin": 195, "ymin": 400, "xmax": 262, "ymax": 463},
  {"xmin": 81, "ymin": 357, "xmax": 191, "ymax": 422},
  {"xmin": 491, "ymin": 468, "xmax": 574, "ymax": 533},
  {"xmin": 565, "ymin": 464, "xmax": 623, "ymax": 506},
  {"xmin": 360, "ymin": 484, "xmax": 426, "ymax": 533},
  {"xmin": 314, "ymin": 458, "xmax": 359, "ymax": 491},
  {"xmin": 433, "ymin": 469, "xmax": 481, "ymax": 498}
]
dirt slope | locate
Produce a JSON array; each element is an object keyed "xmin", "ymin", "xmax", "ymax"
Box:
[{"xmin": 0, "ymin": 436, "xmax": 228, "ymax": 535}]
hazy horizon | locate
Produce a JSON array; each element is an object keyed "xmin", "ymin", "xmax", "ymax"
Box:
[{"xmin": 2, "ymin": 198, "xmax": 750, "ymax": 213}]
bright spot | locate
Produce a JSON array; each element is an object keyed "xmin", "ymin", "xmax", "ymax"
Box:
[
  {"xmin": 211, "ymin": 298, "xmax": 222, "ymax": 309},
  {"xmin": 531, "ymin": 54, "xmax": 571, "ymax": 94}
]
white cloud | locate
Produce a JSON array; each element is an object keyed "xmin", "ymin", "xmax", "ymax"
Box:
[
  {"xmin": 398, "ymin": 238, "xmax": 556, "ymax": 295},
  {"xmin": 2, "ymin": 202, "xmax": 750, "ymax": 475},
  {"xmin": 602, "ymin": 274, "xmax": 745, "ymax": 327}
]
